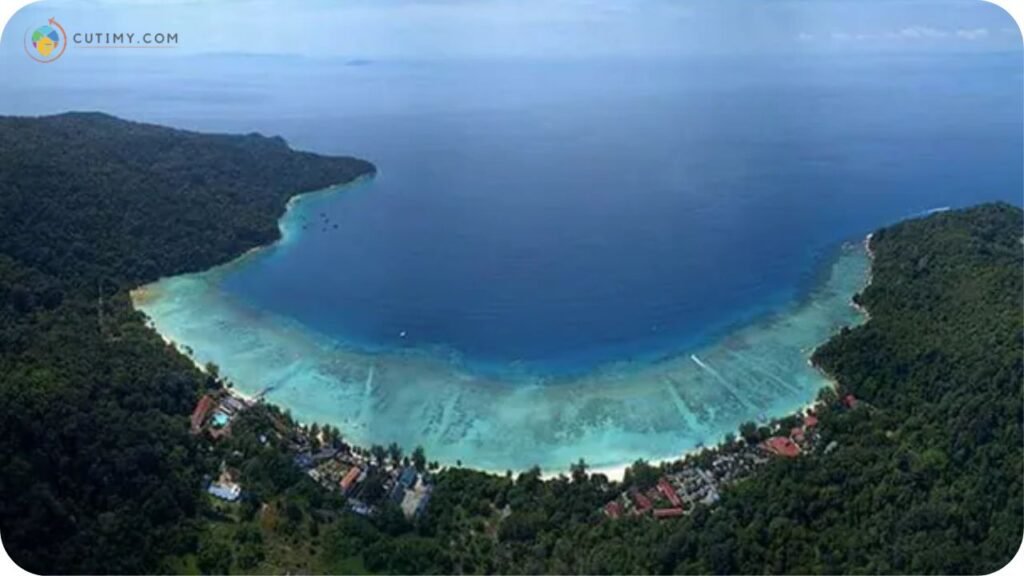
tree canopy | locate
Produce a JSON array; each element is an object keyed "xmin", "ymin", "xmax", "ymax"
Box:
[{"xmin": 0, "ymin": 113, "xmax": 374, "ymax": 573}]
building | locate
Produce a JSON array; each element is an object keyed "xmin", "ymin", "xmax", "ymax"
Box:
[
  {"xmin": 400, "ymin": 481, "xmax": 433, "ymax": 519},
  {"xmin": 804, "ymin": 414, "xmax": 819, "ymax": 428},
  {"xmin": 657, "ymin": 478, "xmax": 683, "ymax": 508},
  {"xmin": 604, "ymin": 500, "xmax": 624, "ymax": 519},
  {"xmin": 220, "ymin": 396, "xmax": 246, "ymax": 414},
  {"xmin": 311, "ymin": 447, "xmax": 340, "ymax": 464},
  {"xmin": 339, "ymin": 465, "xmax": 362, "ymax": 493},
  {"xmin": 398, "ymin": 466, "xmax": 418, "ymax": 489},
  {"xmin": 348, "ymin": 499, "xmax": 372, "ymax": 516},
  {"xmin": 389, "ymin": 483, "xmax": 407, "ymax": 504},
  {"xmin": 762, "ymin": 436, "xmax": 801, "ymax": 458},
  {"xmin": 208, "ymin": 481, "xmax": 241, "ymax": 502},
  {"xmin": 654, "ymin": 507, "xmax": 684, "ymax": 519},
  {"xmin": 631, "ymin": 490, "xmax": 653, "ymax": 513},
  {"xmin": 294, "ymin": 453, "xmax": 315, "ymax": 470},
  {"xmin": 190, "ymin": 395, "xmax": 215, "ymax": 434}
]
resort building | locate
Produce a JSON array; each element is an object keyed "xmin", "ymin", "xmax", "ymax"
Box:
[
  {"xmin": 654, "ymin": 507, "xmax": 685, "ymax": 519},
  {"xmin": 630, "ymin": 490, "xmax": 653, "ymax": 513},
  {"xmin": 657, "ymin": 478, "xmax": 683, "ymax": 508},
  {"xmin": 208, "ymin": 481, "xmax": 242, "ymax": 502},
  {"xmin": 761, "ymin": 436, "xmax": 801, "ymax": 458},
  {"xmin": 340, "ymin": 465, "xmax": 362, "ymax": 493},
  {"xmin": 604, "ymin": 500, "xmax": 624, "ymax": 519},
  {"xmin": 400, "ymin": 477, "xmax": 434, "ymax": 519},
  {"xmin": 190, "ymin": 395, "xmax": 215, "ymax": 434}
]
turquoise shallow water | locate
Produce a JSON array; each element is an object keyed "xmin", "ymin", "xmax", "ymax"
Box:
[{"xmin": 135, "ymin": 184, "xmax": 870, "ymax": 473}]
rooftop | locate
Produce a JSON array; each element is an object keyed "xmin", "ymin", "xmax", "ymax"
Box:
[{"xmin": 762, "ymin": 436, "xmax": 801, "ymax": 458}]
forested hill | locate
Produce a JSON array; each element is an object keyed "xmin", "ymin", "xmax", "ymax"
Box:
[
  {"xmin": 0, "ymin": 113, "xmax": 374, "ymax": 573},
  {"xmin": 0, "ymin": 112, "xmax": 375, "ymax": 290},
  {"xmin": 806, "ymin": 204, "xmax": 1023, "ymax": 571}
]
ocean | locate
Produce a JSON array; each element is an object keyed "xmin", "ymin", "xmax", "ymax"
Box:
[{"xmin": 6, "ymin": 52, "xmax": 1021, "ymax": 471}]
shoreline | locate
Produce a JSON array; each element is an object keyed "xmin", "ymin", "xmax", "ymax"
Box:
[
  {"xmin": 131, "ymin": 176, "xmax": 875, "ymax": 480},
  {"xmin": 130, "ymin": 176, "xmax": 375, "ymax": 408},
  {"xmin": 608, "ymin": 232, "xmax": 875, "ymax": 483},
  {"xmin": 806, "ymin": 231, "xmax": 875, "ymax": 404},
  {"xmin": 851, "ymin": 232, "xmax": 875, "ymax": 319},
  {"xmin": 553, "ymin": 391, "xmax": 827, "ymax": 482},
  {"xmin": 561, "ymin": 233, "xmax": 876, "ymax": 482},
  {"xmin": 133, "ymin": 289, "xmax": 864, "ymax": 480},
  {"xmin": 129, "ymin": 173, "xmax": 375, "ymax": 298},
  {"xmin": 217, "ymin": 172, "xmax": 376, "ymax": 272}
]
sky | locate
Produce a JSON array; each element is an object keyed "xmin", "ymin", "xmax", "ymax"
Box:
[{"xmin": 1, "ymin": 0, "xmax": 1021, "ymax": 60}]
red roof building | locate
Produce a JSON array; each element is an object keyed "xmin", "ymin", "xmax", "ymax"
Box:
[
  {"xmin": 844, "ymin": 394, "xmax": 859, "ymax": 409},
  {"xmin": 654, "ymin": 507, "xmax": 685, "ymax": 519},
  {"xmin": 631, "ymin": 490, "xmax": 653, "ymax": 513},
  {"xmin": 790, "ymin": 427, "xmax": 805, "ymax": 443},
  {"xmin": 190, "ymin": 395, "xmax": 215, "ymax": 434},
  {"xmin": 657, "ymin": 478, "xmax": 683, "ymax": 508},
  {"xmin": 604, "ymin": 500, "xmax": 624, "ymax": 519},
  {"xmin": 804, "ymin": 414, "xmax": 819, "ymax": 428},
  {"xmin": 340, "ymin": 466, "xmax": 362, "ymax": 492},
  {"xmin": 762, "ymin": 436, "xmax": 802, "ymax": 458}
]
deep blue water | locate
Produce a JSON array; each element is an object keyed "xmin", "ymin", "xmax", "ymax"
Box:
[
  {"xmin": 225, "ymin": 54, "xmax": 1022, "ymax": 373},
  {"xmin": 5, "ymin": 53, "xmax": 1022, "ymax": 374}
]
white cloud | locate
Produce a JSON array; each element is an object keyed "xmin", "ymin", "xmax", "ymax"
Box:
[
  {"xmin": 796, "ymin": 32, "xmax": 814, "ymax": 41},
  {"xmin": 823, "ymin": 25, "xmax": 996, "ymax": 45},
  {"xmin": 896, "ymin": 26, "xmax": 947, "ymax": 39},
  {"xmin": 955, "ymin": 28, "xmax": 989, "ymax": 40},
  {"xmin": 830, "ymin": 31, "xmax": 880, "ymax": 42}
]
